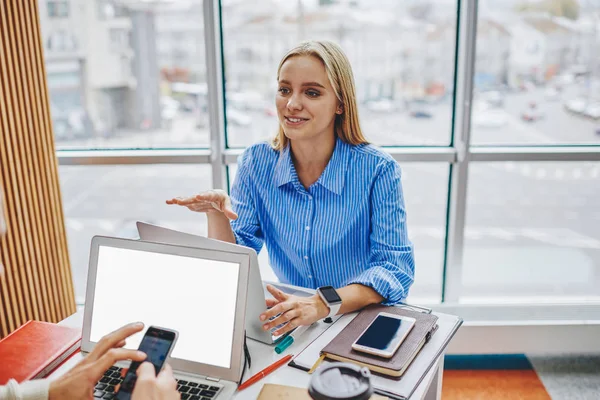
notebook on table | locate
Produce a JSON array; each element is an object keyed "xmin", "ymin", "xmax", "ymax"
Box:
[
  {"xmin": 318, "ymin": 305, "xmax": 439, "ymax": 378},
  {"xmin": 289, "ymin": 304, "xmax": 462, "ymax": 400},
  {"xmin": 0, "ymin": 320, "xmax": 81, "ymax": 384}
]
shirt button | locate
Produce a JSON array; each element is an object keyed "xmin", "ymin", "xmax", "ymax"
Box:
[
  {"xmin": 304, "ymin": 255, "xmax": 309, "ymax": 260},
  {"xmin": 305, "ymin": 226, "xmax": 310, "ymax": 231},
  {"xmin": 308, "ymin": 275, "xmax": 313, "ymax": 279}
]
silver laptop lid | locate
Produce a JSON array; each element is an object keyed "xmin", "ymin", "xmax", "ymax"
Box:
[
  {"xmin": 82, "ymin": 236, "xmax": 250, "ymax": 383},
  {"xmin": 135, "ymin": 221, "xmax": 275, "ymax": 344}
]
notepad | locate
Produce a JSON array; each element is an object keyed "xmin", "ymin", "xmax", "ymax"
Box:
[
  {"xmin": 319, "ymin": 305, "xmax": 439, "ymax": 378},
  {"xmin": 289, "ymin": 306, "xmax": 463, "ymax": 400}
]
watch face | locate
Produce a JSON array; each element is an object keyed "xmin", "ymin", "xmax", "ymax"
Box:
[{"xmin": 320, "ymin": 286, "xmax": 342, "ymax": 303}]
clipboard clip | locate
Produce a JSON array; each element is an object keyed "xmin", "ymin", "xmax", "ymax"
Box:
[{"xmin": 397, "ymin": 301, "xmax": 433, "ymax": 314}]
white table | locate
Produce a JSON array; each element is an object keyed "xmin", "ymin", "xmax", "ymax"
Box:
[{"xmin": 50, "ymin": 311, "xmax": 445, "ymax": 399}]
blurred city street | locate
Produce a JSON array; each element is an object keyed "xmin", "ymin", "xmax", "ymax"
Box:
[
  {"xmin": 58, "ymin": 83, "xmax": 600, "ymax": 304},
  {"xmin": 37, "ymin": 0, "xmax": 600, "ymax": 304}
]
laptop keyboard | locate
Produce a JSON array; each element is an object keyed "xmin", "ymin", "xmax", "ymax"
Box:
[{"xmin": 94, "ymin": 366, "xmax": 224, "ymax": 399}]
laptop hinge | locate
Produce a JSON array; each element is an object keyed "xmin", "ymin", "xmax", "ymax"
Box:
[{"xmin": 206, "ymin": 376, "xmax": 220, "ymax": 382}]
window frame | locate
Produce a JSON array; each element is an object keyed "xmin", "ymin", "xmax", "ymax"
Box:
[{"xmin": 55, "ymin": 0, "xmax": 600, "ymax": 309}]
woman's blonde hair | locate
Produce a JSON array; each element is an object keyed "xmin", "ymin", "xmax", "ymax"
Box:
[{"xmin": 271, "ymin": 40, "xmax": 368, "ymax": 150}]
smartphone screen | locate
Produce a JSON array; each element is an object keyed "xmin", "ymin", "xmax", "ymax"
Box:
[
  {"xmin": 355, "ymin": 314, "xmax": 413, "ymax": 353},
  {"xmin": 115, "ymin": 327, "xmax": 177, "ymax": 400}
]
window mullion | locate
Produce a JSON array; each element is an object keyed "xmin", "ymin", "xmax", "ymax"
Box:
[
  {"xmin": 204, "ymin": 0, "xmax": 227, "ymax": 190},
  {"xmin": 443, "ymin": 0, "xmax": 479, "ymax": 303}
]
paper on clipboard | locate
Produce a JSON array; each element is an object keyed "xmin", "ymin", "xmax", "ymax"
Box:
[{"xmin": 289, "ymin": 311, "xmax": 462, "ymax": 400}]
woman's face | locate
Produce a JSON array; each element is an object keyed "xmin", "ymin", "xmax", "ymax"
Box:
[{"xmin": 276, "ymin": 55, "xmax": 340, "ymax": 144}]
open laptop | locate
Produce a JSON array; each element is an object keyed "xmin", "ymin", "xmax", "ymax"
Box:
[
  {"xmin": 136, "ymin": 221, "xmax": 312, "ymax": 345},
  {"xmin": 82, "ymin": 236, "xmax": 250, "ymax": 399}
]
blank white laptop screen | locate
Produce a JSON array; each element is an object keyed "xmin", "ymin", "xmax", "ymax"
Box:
[{"xmin": 89, "ymin": 246, "xmax": 239, "ymax": 369}]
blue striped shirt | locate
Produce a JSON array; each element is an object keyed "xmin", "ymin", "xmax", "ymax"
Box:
[{"xmin": 230, "ymin": 137, "xmax": 415, "ymax": 304}]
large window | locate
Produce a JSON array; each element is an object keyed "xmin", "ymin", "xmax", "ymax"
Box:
[
  {"xmin": 44, "ymin": 0, "xmax": 209, "ymax": 150},
  {"xmin": 471, "ymin": 1, "xmax": 600, "ymax": 145},
  {"xmin": 221, "ymin": 0, "xmax": 458, "ymax": 147},
  {"xmin": 463, "ymin": 162, "xmax": 600, "ymax": 302},
  {"xmin": 45, "ymin": 0, "xmax": 600, "ymax": 311},
  {"xmin": 60, "ymin": 165, "xmax": 211, "ymax": 302}
]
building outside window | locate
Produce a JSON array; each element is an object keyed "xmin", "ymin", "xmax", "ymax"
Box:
[
  {"xmin": 37, "ymin": 1, "xmax": 600, "ymax": 315},
  {"xmin": 47, "ymin": 0, "xmax": 69, "ymax": 18}
]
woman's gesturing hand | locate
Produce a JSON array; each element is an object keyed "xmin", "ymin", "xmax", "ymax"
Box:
[
  {"xmin": 259, "ymin": 285, "xmax": 330, "ymax": 336},
  {"xmin": 166, "ymin": 189, "xmax": 238, "ymax": 220}
]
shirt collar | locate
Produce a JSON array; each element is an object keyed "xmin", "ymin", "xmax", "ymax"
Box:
[
  {"xmin": 274, "ymin": 143, "xmax": 295, "ymax": 187},
  {"xmin": 274, "ymin": 136, "xmax": 350, "ymax": 195}
]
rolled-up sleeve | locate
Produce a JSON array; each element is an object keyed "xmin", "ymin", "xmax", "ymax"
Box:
[
  {"xmin": 349, "ymin": 161, "xmax": 415, "ymax": 305},
  {"xmin": 230, "ymin": 150, "xmax": 264, "ymax": 255},
  {"xmin": 0, "ymin": 379, "xmax": 49, "ymax": 400}
]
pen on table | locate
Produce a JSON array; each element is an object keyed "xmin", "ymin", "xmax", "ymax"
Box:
[
  {"xmin": 237, "ymin": 354, "xmax": 294, "ymax": 391},
  {"xmin": 274, "ymin": 324, "xmax": 312, "ymax": 354}
]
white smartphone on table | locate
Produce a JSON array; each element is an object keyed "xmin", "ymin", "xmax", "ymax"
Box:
[{"xmin": 351, "ymin": 312, "xmax": 416, "ymax": 358}]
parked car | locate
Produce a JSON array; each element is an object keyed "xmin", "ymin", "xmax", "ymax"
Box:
[
  {"xmin": 564, "ymin": 98, "xmax": 586, "ymax": 113},
  {"xmin": 365, "ymin": 99, "xmax": 404, "ymax": 113},
  {"xmin": 544, "ymin": 87, "xmax": 561, "ymax": 101},
  {"xmin": 410, "ymin": 110, "xmax": 433, "ymax": 119},
  {"xmin": 479, "ymin": 90, "xmax": 504, "ymax": 108},
  {"xmin": 583, "ymin": 103, "xmax": 600, "ymax": 120},
  {"xmin": 473, "ymin": 109, "xmax": 508, "ymax": 128},
  {"xmin": 521, "ymin": 102, "xmax": 544, "ymax": 122},
  {"xmin": 227, "ymin": 108, "xmax": 252, "ymax": 126}
]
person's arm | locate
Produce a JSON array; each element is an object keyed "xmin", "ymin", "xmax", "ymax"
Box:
[
  {"xmin": 346, "ymin": 160, "xmax": 415, "ymax": 305},
  {"xmin": 260, "ymin": 283, "xmax": 384, "ymax": 336},
  {"xmin": 205, "ymin": 194, "xmax": 236, "ymax": 243},
  {"xmin": 229, "ymin": 151, "xmax": 264, "ymax": 254},
  {"xmin": 166, "ymin": 189, "xmax": 238, "ymax": 243},
  {"xmin": 0, "ymin": 379, "xmax": 49, "ymax": 400},
  {"xmin": 165, "ymin": 148, "xmax": 263, "ymax": 250}
]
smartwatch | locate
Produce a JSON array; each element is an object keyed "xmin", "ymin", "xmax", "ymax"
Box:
[{"xmin": 317, "ymin": 286, "xmax": 342, "ymax": 319}]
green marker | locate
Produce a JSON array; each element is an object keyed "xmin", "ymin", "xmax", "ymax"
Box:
[
  {"xmin": 275, "ymin": 335, "xmax": 294, "ymax": 354},
  {"xmin": 274, "ymin": 324, "xmax": 312, "ymax": 354}
]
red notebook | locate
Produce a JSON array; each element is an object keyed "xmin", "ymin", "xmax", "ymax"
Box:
[{"xmin": 0, "ymin": 320, "xmax": 81, "ymax": 384}]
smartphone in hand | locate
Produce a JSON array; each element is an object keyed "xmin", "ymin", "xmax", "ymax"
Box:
[{"xmin": 115, "ymin": 326, "xmax": 179, "ymax": 400}]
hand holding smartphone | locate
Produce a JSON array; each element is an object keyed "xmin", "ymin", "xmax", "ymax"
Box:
[
  {"xmin": 115, "ymin": 326, "xmax": 179, "ymax": 400},
  {"xmin": 351, "ymin": 312, "xmax": 416, "ymax": 358}
]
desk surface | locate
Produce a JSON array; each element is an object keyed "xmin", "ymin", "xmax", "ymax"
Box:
[{"xmin": 49, "ymin": 310, "xmax": 444, "ymax": 399}]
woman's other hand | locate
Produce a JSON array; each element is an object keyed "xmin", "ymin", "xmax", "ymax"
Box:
[
  {"xmin": 259, "ymin": 285, "xmax": 330, "ymax": 336},
  {"xmin": 166, "ymin": 189, "xmax": 238, "ymax": 220}
]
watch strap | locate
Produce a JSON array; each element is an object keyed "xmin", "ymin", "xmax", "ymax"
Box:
[{"xmin": 326, "ymin": 302, "xmax": 341, "ymax": 319}]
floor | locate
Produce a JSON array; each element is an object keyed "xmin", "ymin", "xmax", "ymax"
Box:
[{"xmin": 442, "ymin": 354, "xmax": 600, "ymax": 400}]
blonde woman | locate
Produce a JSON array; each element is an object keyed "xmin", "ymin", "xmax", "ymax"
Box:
[{"xmin": 167, "ymin": 40, "xmax": 414, "ymax": 335}]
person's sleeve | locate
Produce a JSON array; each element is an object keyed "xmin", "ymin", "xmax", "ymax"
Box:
[
  {"xmin": 230, "ymin": 150, "xmax": 264, "ymax": 255},
  {"xmin": 348, "ymin": 161, "xmax": 415, "ymax": 305},
  {"xmin": 0, "ymin": 379, "xmax": 50, "ymax": 400}
]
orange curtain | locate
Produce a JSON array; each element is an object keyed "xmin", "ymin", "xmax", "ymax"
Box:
[{"xmin": 0, "ymin": 0, "xmax": 75, "ymax": 338}]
